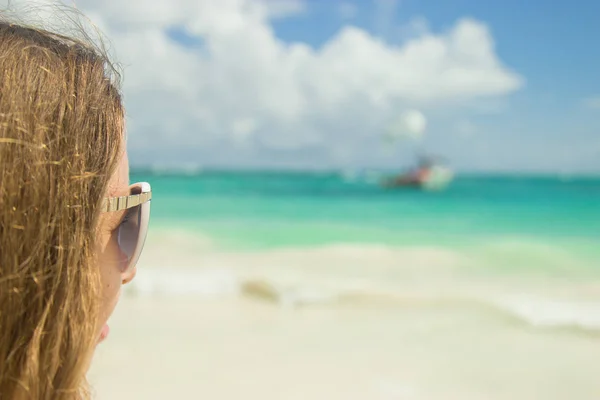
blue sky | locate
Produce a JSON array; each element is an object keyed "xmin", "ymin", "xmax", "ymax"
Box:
[
  {"xmin": 72, "ymin": 0, "xmax": 600, "ymax": 173},
  {"xmin": 266, "ymin": 0, "xmax": 600, "ymax": 173},
  {"xmin": 273, "ymin": 0, "xmax": 600, "ymax": 97}
]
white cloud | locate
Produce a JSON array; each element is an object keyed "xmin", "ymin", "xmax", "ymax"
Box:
[
  {"xmin": 398, "ymin": 16, "xmax": 430, "ymax": 41},
  {"xmin": 373, "ymin": 0, "xmax": 400, "ymax": 39},
  {"xmin": 257, "ymin": 0, "xmax": 307, "ymax": 20},
  {"xmin": 231, "ymin": 117, "xmax": 258, "ymax": 144},
  {"xmin": 3, "ymin": 0, "xmax": 524, "ymax": 166},
  {"xmin": 338, "ymin": 2, "xmax": 359, "ymax": 20},
  {"xmin": 455, "ymin": 119, "xmax": 478, "ymax": 137},
  {"xmin": 583, "ymin": 96, "xmax": 600, "ymax": 110},
  {"xmin": 385, "ymin": 110, "xmax": 427, "ymax": 142}
]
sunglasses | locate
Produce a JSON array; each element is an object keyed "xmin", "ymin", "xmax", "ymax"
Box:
[{"xmin": 102, "ymin": 182, "xmax": 152, "ymax": 273}]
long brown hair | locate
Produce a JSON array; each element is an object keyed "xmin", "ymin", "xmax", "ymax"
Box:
[{"xmin": 0, "ymin": 10, "xmax": 124, "ymax": 400}]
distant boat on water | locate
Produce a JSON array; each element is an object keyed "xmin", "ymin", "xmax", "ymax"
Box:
[{"xmin": 381, "ymin": 155, "xmax": 454, "ymax": 191}]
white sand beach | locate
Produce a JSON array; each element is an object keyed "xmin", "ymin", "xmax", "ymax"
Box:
[{"xmin": 88, "ymin": 237, "xmax": 600, "ymax": 400}]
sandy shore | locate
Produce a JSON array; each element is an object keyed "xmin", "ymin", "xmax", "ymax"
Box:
[{"xmin": 88, "ymin": 293, "xmax": 600, "ymax": 400}]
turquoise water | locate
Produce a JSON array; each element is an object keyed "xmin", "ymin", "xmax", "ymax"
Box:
[
  {"xmin": 133, "ymin": 170, "xmax": 599, "ymax": 252},
  {"xmin": 129, "ymin": 169, "xmax": 600, "ymax": 331}
]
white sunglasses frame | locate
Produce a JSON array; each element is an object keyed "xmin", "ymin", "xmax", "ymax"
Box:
[{"xmin": 102, "ymin": 181, "xmax": 152, "ymax": 272}]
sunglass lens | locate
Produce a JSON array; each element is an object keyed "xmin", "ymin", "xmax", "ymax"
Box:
[{"xmin": 117, "ymin": 204, "xmax": 141, "ymax": 271}]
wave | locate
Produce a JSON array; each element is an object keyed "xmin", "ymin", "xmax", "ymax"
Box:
[
  {"xmin": 126, "ymin": 268, "xmax": 600, "ymax": 334},
  {"xmin": 141, "ymin": 227, "xmax": 598, "ymax": 274},
  {"xmin": 493, "ymin": 295, "xmax": 600, "ymax": 332}
]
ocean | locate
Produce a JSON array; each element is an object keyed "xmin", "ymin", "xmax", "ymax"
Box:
[
  {"xmin": 131, "ymin": 169, "xmax": 600, "ymax": 326},
  {"xmin": 139, "ymin": 170, "xmax": 599, "ymax": 244},
  {"xmin": 93, "ymin": 170, "xmax": 600, "ymax": 399}
]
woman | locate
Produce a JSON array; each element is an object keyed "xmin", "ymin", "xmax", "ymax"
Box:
[{"xmin": 0, "ymin": 15, "xmax": 151, "ymax": 399}]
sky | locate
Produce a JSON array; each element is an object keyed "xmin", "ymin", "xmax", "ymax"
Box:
[{"xmin": 5, "ymin": 0, "xmax": 600, "ymax": 173}]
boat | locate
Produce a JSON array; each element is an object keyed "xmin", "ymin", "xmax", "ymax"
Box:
[{"xmin": 381, "ymin": 156, "xmax": 454, "ymax": 191}]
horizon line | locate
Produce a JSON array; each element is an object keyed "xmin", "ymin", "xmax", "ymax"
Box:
[{"xmin": 128, "ymin": 165, "xmax": 600, "ymax": 178}]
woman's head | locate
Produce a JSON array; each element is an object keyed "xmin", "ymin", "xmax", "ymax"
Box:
[{"xmin": 0, "ymin": 14, "xmax": 142, "ymax": 399}]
